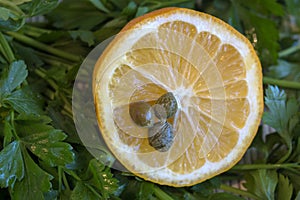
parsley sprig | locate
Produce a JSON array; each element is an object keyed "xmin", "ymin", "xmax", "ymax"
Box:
[{"xmin": 1, "ymin": 0, "xmax": 300, "ymax": 199}]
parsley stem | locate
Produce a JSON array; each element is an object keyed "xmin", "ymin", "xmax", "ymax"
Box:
[
  {"xmin": 220, "ymin": 184, "xmax": 259, "ymax": 200},
  {"xmin": 284, "ymin": 167, "xmax": 300, "ymax": 176},
  {"xmin": 0, "ymin": 0, "xmax": 24, "ymax": 16},
  {"xmin": 85, "ymin": 183, "xmax": 102, "ymax": 198},
  {"xmin": 60, "ymin": 94, "xmax": 73, "ymax": 115},
  {"xmin": 231, "ymin": 163, "xmax": 300, "ymax": 170},
  {"xmin": 34, "ymin": 68, "xmax": 59, "ymax": 91},
  {"xmin": 278, "ymin": 44, "xmax": 300, "ymax": 58},
  {"xmin": 62, "ymin": 109, "xmax": 73, "ymax": 119},
  {"xmin": 58, "ymin": 166, "xmax": 63, "ymax": 193},
  {"xmin": 62, "ymin": 170, "xmax": 71, "ymax": 191},
  {"xmin": 65, "ymin": 169, "xmax": 81, "ymax": 181},
  {"xmin": 36, "ymin": 51, "xmax": 73, "ymax": 68},
  {"xmin": 0, "ymin": 32, "xmax": 15, "ymax": 63},
  {"xmin": 10, "ymin": 111, "xmax": 20, "ymax": 141},
  {"xmin": 263, "ymin": 76, "xmax": 300, "ymax": 90},
  {"xmin": 22, "ymin": 25, "xmax": 51, "ymax": 38},
  {"xmin": 153, "ymin": 186, "xmax": 174, "ymax": 200},
  {"xmin": 277, "ymin": 142, "xmax": 292, "ymax": 164},
  {"xmin": 6, "ymin": 31, "xmax": 81, "ymax": 62}
]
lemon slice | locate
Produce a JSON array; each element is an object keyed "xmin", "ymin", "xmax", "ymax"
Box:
[{"xmin": 93, "ymin": 7, "xmax": 263, "ymax": 186}]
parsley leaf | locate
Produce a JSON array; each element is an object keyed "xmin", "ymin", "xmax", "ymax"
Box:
[
  {"xmin": 13, "ymin": 43, "xmax": 44, "ymax": 68},
  {"xmin": 0, "ymin": 141, "xmax": 24, "ymax": 189},
  {"xmin": 251, "ymin": 127, "xmax": 282, "ymax": 162},
  {"xmin": 70, "ymin": 182, "xmax": 101, "ymax": 200},
  {"xmin": 85, "ymin": 159, "xmax": 119, "ymax": 198},
  {"xmin": 284, "ymin": 170, "xmax": 300, "ymax": 195},
  {"xmin": 0, "ymin": 60, "xmax": 28, "ymax": 96},
  {"xmin": 277, "ymin": 174, "xmax": 293, "ymax": 200},
  {"xmin": 3, "ymin": 87, "xmax": 43, "ymax": 114},
  {"xmin": 15, "ymin": 113, "xmax": 52, "ymax": 126},
  {"xmin": 243, "ymin": 0, "xmax": 284, "ymax": 15},
  {"xmin": 244, "ymin": 169, "xmax": 278, "ymax": 200},
  {"xmin": 21, "ymin": 0, "xmax": 60, "ymax": 17},
  {"xmin": 10, "ymin": 149, "xmax": 53, "ymax": 200},
  {"xmin": 262, "ymin": 85, "xmax": 300, "ymax": 163},
  {"xmin": 69, "ymin": 30, "xmax": 95, "ymax": 47},
  {"xmin": 22, "ymin": 128, "xmax": 74, "ymax": 167},
  {"xmin": 12, "ymin": 114, "xmax": 75, "ymax": 167},
  {"xmin": 267, "ymin": 59, "xmax": 300, "ymax": 81},
  {"xmin": 47, "ymin": 0, "xmax": 108, "ymax": 30},
  {"xmin": 0, "ymin": 60, "xmax": 43, "ymax": 114},
  {"xmin": 89, "ymin": 0, "xmax": 111, "ymax": 13},
  {"xmin": 263, "ymin": 86, "xmax": 299, "ymax": 147},
  {"xmin": 0, "ymin": 3, "xmax": 25, "ymax": 31},
  {"xmin": 0, "ymin": 0, "xmax": 59, "ymax": 31},
  {"xmin": 70, "ymin": 159, "xmax": 118, "ymax": 199},
  {"xmin": 3, "ymin": 117, "xmax": 14, "ymax": 147},
  {"xmin": 230, "ymin": 0, "xmax": 284, "ymax": 64}
]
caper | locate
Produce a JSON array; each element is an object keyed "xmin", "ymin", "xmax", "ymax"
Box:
[
  {"xmin": 129, "ymin": 101, "xmax": 154, "ymax": 127},
  {"xmin": 152, "ymin": 104, "xmax": 167, "ymax": 122},
  {"xmin": 156, "ymin": 92, "xmax": 178, "ymax": 118},
  {"xmin": 148, "ymin": 122, "xmax": 174, "ymax": 152}
]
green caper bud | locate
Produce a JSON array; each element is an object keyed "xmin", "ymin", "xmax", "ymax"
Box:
[
  {"xmin": 148, "ymin": 122, "xmax": 174, "ymax": 152},
  {"xmin": 156, "ymin": 92, "xmax": 178, "ymax": 118},
  {"xmin": 129, "ymin": 101, "xmax": 154, "ymax": 127}
]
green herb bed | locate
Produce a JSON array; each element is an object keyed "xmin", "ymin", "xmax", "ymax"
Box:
[{"xmin": 0, "ymin": 0, "xmax": 300, "ymax": 199}]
